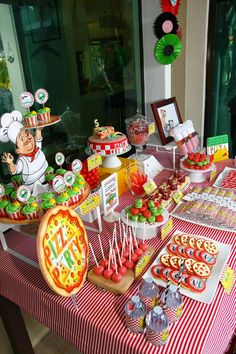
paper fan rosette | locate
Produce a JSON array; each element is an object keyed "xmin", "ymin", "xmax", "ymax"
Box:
[
  {"xmin": 153, "ymin": 12, "xmax": 179, "ymax": 39},
  {"xmin": 160, "ymin": 0, "xmax": 181, "ymax": 16},
  {"xmin": 154, "ymin": 34, "xmax": 182, "ymax": 65}
]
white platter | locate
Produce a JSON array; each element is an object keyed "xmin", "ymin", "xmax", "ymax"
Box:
[
  {"xmin": 120, "ymin": 208, "xmax": 169, "ymax": 240},
  {"xmin": 180, "ymin": 161, "xmax": 215, "ymax": 183},
  {"xmin": 213, "ymin": 166, "xmax": 236, "ymax": 189},
  {"xmin": 143, "ymin": 230, "xmax": 231, "ymax": 303}
]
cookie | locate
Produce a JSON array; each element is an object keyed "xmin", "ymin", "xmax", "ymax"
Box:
[
  {"xmin": 176, "ymin": 245, "xmax": 187, "ymax": 258},
  {"xmin": 180, "ymin": 234, "xmax": 190, "ymax": 246},
  {"xmin": 151, "ymin": 264, "xmax": 164, "ymax": 279},
  {"xmin": 174, "ymin": 234, "xmax": 182, "ymax": 245},
  {"xmin": 188, "ymin": 236, "xmax": 198, "ymax": 248},
  {"xmin": 169, "ymin": 255, "xmax": 181, "ymax": 270},
  {"xmin": 184, "ymin": 258, "xmax": 196, "ymax": 275},
  {"xmin": 160, "ymin": 254, "xmax": 172, "ymax": 267},
  {"xmin": 196, "ymin": 238, "xmax": 205, "ymax": 251},
  {"xmin": 199, "ymin": 251, "xmax": 216, "ymax": 267},
  {"xmin": 187, "ymin": 275, "xmax": 206, "ymax": 293},
  {"xmin": 193, "ymin": 262, "xmax": 211, "ymax": 279},
  {"xmin": 160, "ymin": 267, "xmax": 172, "ymax": 281},
  {"xmin": 167, "ymin": 243, "xmax": 178, "ymax": 255},
  {"xmin": 203, "ymin": 240, "xmax": 219, "ymax": 256}
]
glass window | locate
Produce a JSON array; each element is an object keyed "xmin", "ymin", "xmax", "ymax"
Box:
[{"xmin": 0, "ymin": 0, "xmax": 143, "ymax": 181}]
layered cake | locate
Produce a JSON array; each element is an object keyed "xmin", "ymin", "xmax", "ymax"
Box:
[{"xmin": 88, "ymin": 125, "xmax": 129, "ymax": 156}]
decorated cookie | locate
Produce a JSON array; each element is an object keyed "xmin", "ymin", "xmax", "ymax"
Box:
[
  {"xmin": 169, "ymin": 255, "xmax": 181, "ymax": 270},
  {"xmin": 193, "ymin": 249, "xmax": 202, "ymax": 262},
  {"xmin": 185, "ymin": 247, "xmax": 195, "ymax": 259},
  {"xmin": 203, "ymin": 240, "xmax": 219, "ymax": 256},
  {"xmin": 180, "ymin": 234, "xmax": 190, "ymax": 246},
  {"xmin": 160, "ymin": 254, "xmax": 172, "ymax": 267},
  {"xmin": 188, "ymin": 236, "xmax": 198, "ymax": 248},
  {"xmin": 187, "ymin": 275, "xmax": 206, "ymax": 293},
  {"xmin": 181, "ymin": 273, "xmax": 190, "ymax": 289},
  {"xmin": 167, "ymin": 243, "xmax": 178, "ymax": 255},
  {"xmin": 196, "ymin": 238, "xmax": 205, "ymax": 251},
  {"xmin": 160, "ymin": 267, "xmax": 172, "ymax": 281},
  {"xmin": 170, "ymin": 270, "xmax": 180, "ymax": 285},
  {"xmin": 184, "ymin": 258, "xmax": 196, "ymax": 275},
  {"xmin": 174, "ymin": 234, "xmax": 182, "ymax": 245},
  {"xmin": 199, "ymin": 251, "xmax": 216, "ymax": 267},
  {"xmin": 193, "ymin": 262, "xmax": 211, "ymax": 279},
  {"xmin": 176, "ymin": 245, "xmax": 187, "ymax": 258},
  {"xmin": 151, "ymin": 264, "xmax": 164, "ymax": 279}
]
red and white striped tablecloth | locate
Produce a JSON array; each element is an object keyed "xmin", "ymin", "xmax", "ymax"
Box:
[{"xmin": 0, "ymin": 159, "xmax": 235, "ymax": 354}]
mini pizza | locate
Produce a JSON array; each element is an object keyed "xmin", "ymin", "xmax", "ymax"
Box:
[
  {"xmin": 184, "ymin": 258, "xmax": 196, "ymax": 275},
  {"xmin": 193, "ymin": 262, "xmax": 211, "ymax": 279},
  {"xmin": 196, "ymin": 238, "xmax": 205, "ymax": 251},
  {"xmin": 185, "ymin": 247, "xmax": 195, "ymax": 259},
  {"xmin": 188, "ymin": 236, "xmax": 198, "ymax": 248},
  {"xmin": 176, "ymin": 245, "xmax": 187, "ymax": 258},
  {"xmin": 199, "ymin": 251, "xmax": 216, "ymax": 267},
  {"xmin": 181, "ymin": 273, "xmax": 190, "ymax": 289},
  {"xmin": 37, "ymin": 206, "xmax": 88, "ymax": 297},
  {"xmin": 203, "ymin": 240, "xmax": 219, "ymax": 255},
  {"xmin": 151, "ymin": 264, "xmax": 164, "ymax": 279},
  {"xmin": 160, "ymin": 267, "xmax": 172, "ymax": 281},
  {"xmin": 160, "ymin": 254, "xmax": 172, "ymax": 267},
  {"xmin": 167, "ymin": 243, "xmax": 178, "ymax": 255},
  {"xmin": 180, "ymin": 234, "xmax": 190, "ymax": 246},
  {"xmin": 174, "ymin": 234, "xmax": 182, "ymax": 245},
  {"xmin": 187, "ymin": 275, "xmax": 206, "ymax": 293},
  {"xmin": 169, "ymin": 255, "xmax": 181, "ymax": 270},
  {"xmin": 170, "ymin": 270, "xmax": 180, "ymax": 285}
]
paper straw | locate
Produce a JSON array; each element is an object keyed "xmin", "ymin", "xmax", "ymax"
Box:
[
  {"xmin": 132, "ymin": 225, "xmax": 138, "ymax": 248},
  {"xmin": 116, "ymin": 245, "xmax": 122, "ymax": 267},
  {"xmin": 129, "ymin": 235, "xmax": 131, "ymax": 262},
  {"xmin": 108, "ymin": 240, "xmax": 112, "ymax": 270},
  {"xmin": 121, "ymin": 231, "xmax": 126, "ymax": 258},
  {"xmin": 163, "ymin": 278, "xmax": 171, "ymax": 309},
  {"xmin": 177, "ymin": 259, "xmax": 185, "ymax": 291},
  {"xmin": 129, "ymin": 228, "xmax": 134, "ymax": 253},
  {"xmin": 113, "ymin": 249, "xmax": 118, "ymax": 274},
  {"xmin": 98, "ymin": 234, "xmax": 105, "ymax": 260},
  {"xmin": 118, "ymin": 217, "xmax": 122, "ymax": 242},
  {"xmin": 89, "ymin": 242, "xmax": 98, "ymax": 267},
  {"xmin": 122, "ymin": 224, "xmax": 128, "ymax": 245}
]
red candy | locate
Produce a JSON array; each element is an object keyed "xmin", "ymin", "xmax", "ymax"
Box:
[
  {"xmin": 118, "ymin": 266, "xmax": 127, "ymax": 275},
  {"xmin": 111, "ymin": 273, "xmax": 122, "ymax": 283},
  {"xmin": 93, "ymin": 265, "xmax": 104, "ymax": 276},
  {"xmin": 103, "ymin": 268, "xmax": 113, "ymax": 279},
  {"xmin": 125, "ymin": 260, "xmax": 134, "ymax": 270}
]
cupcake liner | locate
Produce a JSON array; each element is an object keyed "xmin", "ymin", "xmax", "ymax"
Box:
[
  {"xmin": 0, "ymin": 209, "xmax": 7, "ymax": 217},
  {"xmin": 57, "ymin": 201, "xmax": 70, "ymax": 207},
  {"xmin": 70, "ymin": 194, "xmax": 80, "ymax": 204},
  {"xmin": 38, "ymin": 111, "xmax": 50, "ymax": 123},
  {"xmin": 25, "ymin": 211, "xmax": 38, "ymax": 220},
  {"xmin": 24, "ymin": 115, "xmax": 37, "ymax": 126},
  {"xmin": 7, "ymin": 211, "xmax": 22, "ymax": 220}
]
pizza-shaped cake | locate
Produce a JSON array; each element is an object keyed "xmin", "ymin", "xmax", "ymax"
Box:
[{"xmin": 37, "ymin": 206, "xmax": 88, "ymax": 297}]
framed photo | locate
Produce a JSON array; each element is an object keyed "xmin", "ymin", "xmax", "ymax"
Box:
[
  {"xmin": 101, "ymin": 173, "xmax": 119, "ymax": 216},
  {"xmin": 151, "ymin": 97, "xmax": 182, "ymax": 145}
]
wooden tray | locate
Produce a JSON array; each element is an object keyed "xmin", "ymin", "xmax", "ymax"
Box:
[
  {"xmin": 0, "ymin": 182, "xmax": 90, "ymax": 225},
  {"xmin": 87, "ymin": 246, "xmax": 155, "ymax": 295}
]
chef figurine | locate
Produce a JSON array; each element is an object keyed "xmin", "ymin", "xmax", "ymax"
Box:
[{"xmin": 0, "ymin": 110, "xmax": 48, "ymax": 194}]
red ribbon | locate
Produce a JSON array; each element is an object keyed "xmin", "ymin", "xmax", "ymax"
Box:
[{"xmin": 20, "ymin": 147, "xmax": 39, "ymax": 162}]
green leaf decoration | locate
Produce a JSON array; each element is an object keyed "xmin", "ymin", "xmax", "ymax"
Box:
[{"xmin": 154, "ymin": 34, "xmax": 182, "ymax": 65}]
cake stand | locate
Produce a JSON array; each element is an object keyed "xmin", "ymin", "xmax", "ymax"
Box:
[
  {"xmin": 180, "ymin": 161, "xmax": 215, "ymax": 183},
  {"xmin": 86, "ymin": 145, "xmax": 132, "ymax": 169},
  {"xmin": 24, "ymin": 115, "xmax": 61, "ymax": 129},
  {"xmin": 121, "ymin": 208, "xmax": 169, "ymax": 240}
]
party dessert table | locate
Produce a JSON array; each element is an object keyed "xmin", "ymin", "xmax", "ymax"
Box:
[{"xmin": 0, "ymin": 158, "xmax": 235, "ymax": 354}]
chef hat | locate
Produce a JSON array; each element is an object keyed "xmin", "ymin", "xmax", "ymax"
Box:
[{"xmin": 0, "ymin": 110, "xmax": 23, "ymax": 144}]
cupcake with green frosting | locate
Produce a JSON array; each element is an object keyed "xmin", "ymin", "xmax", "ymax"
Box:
[
  {"xmin": 41, "ymin": 198, "xmax": 56, "ymax": 212},
  {"xmin": 6, "ymin": 203, "xmax": 22, "ymax": 220},
  {"xmin": 56, "ymin": 192, "xmax": 70, "ymax": 206},
  {"xmin": 22, "ymin": 204, "xmax": 38, "ymax": 220},
  {"xmin": 55, "ymin": 168, "xmax": 67, "ymax": 176},
  {"xmin": 5, "ymin": 186, "xmax": 14, "ymax": 200},
  {"xmin": 45, "ymin": 166, "xmax": 54, "ymax": 175},
  {"xmin": 40, "ymin": 191, "xmax": 55, "ymax": 202},
  {"xmin": 23, "ymin": 110, "xmax": 37, "ymax": 126},
  {"xmin": 26, "ymin": 196, "xmax": 37, "ymax": 204},
  {"xmin": 11, "ymin": 175, "xmax": 22, "ymax": 187},
  {"xmin": 67, "ymin": 189, "xmax": 78, "ymax": 205},
  {"xmin": 45, "ymin": 173, "xmax": 55, "ymax": 185},
  {"xmin": 0, "ymin": 199, "xmax": 10, "ymax": 217},
  {"xmin": 37, "ymin": 107, "xmax": 51, "ymax": 123},
  {"xmin": 10, "ymin": 190, "xmax": 18, "ymax": 202}
]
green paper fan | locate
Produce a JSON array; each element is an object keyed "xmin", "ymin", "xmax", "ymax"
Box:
[{"xmin": 154, "ymin": 34, "xmax": 182, "ymax": 65}]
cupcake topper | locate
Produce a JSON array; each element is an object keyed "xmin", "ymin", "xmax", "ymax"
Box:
[
  {"xmin": 113, "ymin": 249, "xmax": 118, "ymax": 274},
  {"xmin": 16, "ymin": 185, "xmax": 31, "ymax": 203},
  {"xmin": 71, "ymin": 159, "xmax": 82, "ymax": 173},
  {"xmin": 35, "ymin": 88, "xmax": 48, "ymax": 108},
  {"xmin": 98, "ymin": 234, "xmax": 105, "ymax": 260},
  {"xmin": 52, "ymin": 175, "xmax": 66, "ymax": 194},
  {"xmin": 0, "ymin": 184, "xmax": 5, "ymax": 199},
  {"xmin": 64, "ymin": 171, "xmax": 75, "ymax": 187},
  {"xmin": 55, "ymin": 152, "xmax": 65, "ymax": 167},
  {"xmin": 89, "ymin": 242, "xmax": 99, "ymax": 267},
  {"xmin": 19, "ymin": 91, "xmax": 34, "ymax": 113}
]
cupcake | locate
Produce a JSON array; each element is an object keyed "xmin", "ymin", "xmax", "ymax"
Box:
[
  {"xmin": 45, "ymin": 173, "xmax": 55, "ymax": 186},
  {"xmin": 37, "ymin": 107, "xmax": 50, "ymax": 123},
  {"xmin": 23, "ymin": 111, "xmax": 38, "ymax": 126},
  {"xmin": 45, "ymin": 166, "xmax": 54, "ymax": 175},
  {"xmin": 10, "ymin": 190, "xmax": 18, "ymax": 202},
  {"xmin": 22, "ymin": 203, "xmax": 38, "ymax": 220},
  {"xmin": 26, "ymin": 196, "xmax": 37, "ymax": 204},
  {"xmin": 4, "ymin": 186, "xmax": 14, "ymax": 200},
  {"xmin": 55, "ymin": 168, "xmax": 67, "ymax": 176},
  {"xmin": 56, "ymin": 192, "xmax": 70, "ymax": 206},
  {"xmin": 11, "ymin": 175, "xmax": 22, "ymax": 187},
  {"xmin": 6, "ymin": 202, "xmax": 22, "ymax": 220},
  {"xmin": 67, "ymin": 189, "xmax": 79, "ymax": 205},
  {"xmin": 41, "ymin": 198, "xmax": 56, "ymax": 212},
  {"xmin": 40, "ymin": 191, "xmax": 55, "ymax": 202},
  {"xmin": 71, "ymin": 186, "xmax": 81, "ymax": 204},
  {"xmin": 0, "ymin": 199, "xmax": 10, "ymax": 217}
]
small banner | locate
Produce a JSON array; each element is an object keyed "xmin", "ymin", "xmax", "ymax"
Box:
[
  {"xmin": 80, "ymin": 192, "xmax": 100, "ymax": 215},
  {"xmin": 87, "ymin": 154, "xmax": 102, "ymax": 171},
  {"xmin": 161, "ymin": 219, "xmax": 173, "ymax": 240},
  {"xmin": 143, "ymin": 179, "xmax": 158, "ymax": 196},
  {"xmin": 135, "ymin": 250, "xmax": 151, "ymax": 278},
  {"xmin": 221, "ymin": 266, "xmax": 235, "ymax": 295},
  {"xmin": 172, "ymin": 190, "xmax": 184, "ymax": 204}
]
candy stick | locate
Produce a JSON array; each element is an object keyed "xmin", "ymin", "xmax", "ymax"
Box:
[
  {"xmin": 132, "ymin": 225, "xmax": 138, "ymax": 248},
  {"xmin": 113, "ymin": 249, "xmax": 118, "ymax": 274},
  {"xmin": 108, "ymin": 241, "xmax": 112, "ymax": 270},
  {"xmin": 122, "ymin": 224, "xmax": 128, "ymax": 245},
  {"xmin": 126, "ymin": 212, "xmax": 129, "ymax": 238},
  {"xmin": 116, "ymin": 244, "xmax": 122, "ymax": 267},
  {"xmin": 89, "ymin": 242, "xmax": 98, "ymax": 267},
  {"xmin": 129, "ymin": 234, "xmax": 132, "ymax": 262},
  {"xmin": 163, "ymin": 278, "xmax": 171, "ymax": 309},
  {"xmin": 98, "ymin": 234, "xmax": 105, "ymax": 260},
  {"xmin": 118, "ymin": 217, "xmax": 122, "ymax": 242},
  {"xmin": 129, "ymin": 228, "xmax": 134, "ymax": 253},
  {"xmin": 121, "ymin": 230, "xmax": 126, "ymax": 258}
]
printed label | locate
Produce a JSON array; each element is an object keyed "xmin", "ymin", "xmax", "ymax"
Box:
[
  {"xmin": 35, "ymin": 88, "xmax": 48, "ymax": 104},
  {"xmin": 134, "ymin": 251, "xmax": 151, "ymax": 278},
  {"xmin": 19, "ymin": 91, "xmax": 34, "ymax": 108},
  {"xmin": 161, "ymin": 328, "xmax": 169, "ymax": 343},
  {"xmin": 80, "ymin": 193, "xmax": 100, "ymax": 215},
  {"xmin": 55, "ymin": 152, "xmax": 65, "ymax": 166},
  {"xmin": 221, "ymin": 267, "xmax": 235, "ymax": 295},
  {"xmin": 161, "ymin": 219, "xmax": 173, "ymax": 240},
  {"xmin": 148, "ymin": 122, "xmax": 155, "ymax": 135},
  {"xmin": 172, "ymin": 190, "xmax": 184, "ymax": 204},
  {"xmin": 87, "ymin": 154, "xmax": 102, "ymax": 171},
  {"xmin": 143, "ymin": 179, "xmax": 157, "ymax": 195}
]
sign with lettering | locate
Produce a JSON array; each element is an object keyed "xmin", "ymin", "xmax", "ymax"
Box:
[
  {"xmin": 143, "ymin": 179, "xmax": 157, "ymax": 196},
  {"xmin": 221, "ymin": 266, "xmax": 235, "ymax": 295},
  {"xmin": 87, "ymin": 153, "xmax": 102, "ymax": 171},
  {"xmin": 37, "ymin": 206, "xmax": 88, "ymax": 297},
  {"xmin": 80, "ymin": 192, "xmax": 100, "ymax": 215},
  {"xmin": 101, "ymin": 173, "xmax": 119, "ymax": 216},
  {"xmin": 161, "ymin": 219, "xmax": 173, "ymax": 240},
  {"xmin": 135, "ymin": 250, "xmax": 151, "ymax": 278}
]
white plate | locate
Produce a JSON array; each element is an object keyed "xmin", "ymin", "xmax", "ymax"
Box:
[
  {"xmin": 213, "ymin": 166, "xmax": 236, "ymax": 189},
  {"xmin": 143, "ymin": 230, "xmax": 231, "ymax": 303},
  {"xmin": 120, "ymin": 208, "xmax": 169, "ymax": 240}
]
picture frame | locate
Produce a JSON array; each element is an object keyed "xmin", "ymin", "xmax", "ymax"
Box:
[{"xmin": 151, "ymin": 97, "xmax": 182, "ymax": 145}]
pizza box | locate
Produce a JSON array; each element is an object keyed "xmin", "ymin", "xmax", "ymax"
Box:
[{"xmin": 143, "ymin": 230, "xmax": 231, "ymax": 303}]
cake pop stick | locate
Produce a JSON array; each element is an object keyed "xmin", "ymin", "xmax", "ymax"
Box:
[
  {"xmin": 111, "ymin": 249, "xmax": 122, "ymax": 283},
  {"xmin": 129, "ymin": 228, "xmax": 134, "ymax": 253},
  {"xmin": 125, "ymin": 237, "xmax": 134, "ymax": 270},
  {"xmin": 89, "ymin": 242, "xmax": 104, "ymax": 276},
  {"xmin": 103, "ymin": 242, "xmax": 113, "ymax": 279},
  {"xmin": 98, "ymin": 234, "xmax": 108, "ymax": 268},
  {"xmin": 98, "ymin": 234, "xmax": 105, "ymax": 259}
]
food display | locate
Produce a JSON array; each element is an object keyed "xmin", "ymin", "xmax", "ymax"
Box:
[
  {"xmin": 126, "ymin": 198, "xmax": 166, "ymax": 224},
  {"xmin": 213, "ymin": 167, "xmax": 236, "ymax": 189},
  {"xmin": 125, "ymin": 115, "xmax": 150, "ymax": 147},
  {"xmin": 182, "ymin": 152, "xmax": 213, "ymax": 170},
  {"xmin": 88, "ymin": 125, "xmax": 129, "ymax": 156},
  {"xmin": 145, "ymin": 231, "xmax": 231, "ymax": 303}
]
